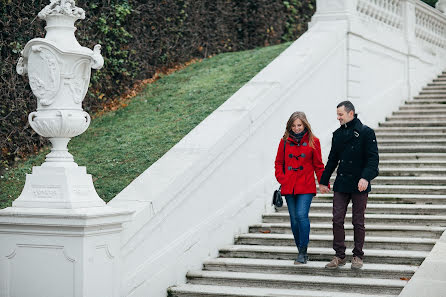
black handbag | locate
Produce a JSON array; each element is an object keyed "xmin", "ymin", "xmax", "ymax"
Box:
[
  {"xmin": 272, "ymin": 186, "xmax": 283, "ymax": 207},
  {"xmin": 272, "ymin": 140, "xmax": 286, "ymax": 208}
]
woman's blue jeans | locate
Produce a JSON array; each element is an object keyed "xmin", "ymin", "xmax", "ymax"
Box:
[{"xmin": 285, "ymin": 193, "xmax": 313, "ymax": 248}]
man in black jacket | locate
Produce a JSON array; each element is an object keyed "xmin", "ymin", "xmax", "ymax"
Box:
[{"xmin": 319, "ymin": 101, "xmax": 379, "ymax": 270}]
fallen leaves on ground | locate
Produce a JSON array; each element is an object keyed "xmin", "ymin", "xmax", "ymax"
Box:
[{"xmin": 94, "ymin": 58, "xmax": 203, "ymax": 118}]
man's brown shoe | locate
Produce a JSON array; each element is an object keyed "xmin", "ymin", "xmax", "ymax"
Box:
[
  {"xmin": 325, "ymin": 256, "xmax": 347, "ymax": 269},
  {"xmin": 351, "ymin": 256, "xmax": 363, "ymax": 270}
]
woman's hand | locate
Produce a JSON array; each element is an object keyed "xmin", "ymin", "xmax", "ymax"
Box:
[{"xmin": 319, "ymin": 184, "xmax": 330, "ymax": 194}]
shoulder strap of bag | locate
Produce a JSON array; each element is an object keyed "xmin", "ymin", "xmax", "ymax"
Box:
[
  {"xmin": 278, "ymin": 140, "xmax": 287, "ymax": 192},
  {"xmin": 282, "ymin": 140, "xmax": 287, "ymax": 174}
]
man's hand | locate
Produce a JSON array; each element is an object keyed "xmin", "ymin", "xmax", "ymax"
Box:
[
  {"xmin": 319, "ymin": 184, "xmax": 330, "ymax": 194},
  {"xmin": 358, "ymin": 178, "xmax": 369, "ymax": 192}
]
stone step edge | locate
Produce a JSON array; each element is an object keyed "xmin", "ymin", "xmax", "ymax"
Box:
[
  {"xmin": 386, "ymin": 117, "xmax": 446, "ymax": 120},
  {"xmin": 293, "ymin": 202, "xmax": 446, "ymax": 210},
  {"xmin": 204, "ymin": 258, "xmax": 418, "ymax": 273},
  {"xmin": 359, "ymin": 167, "xmax": 446, "ymax": 171},
  {"xmin": 316, "ymin": 193, "xmax": 446, "ymax": 198},
  {"xmin": 364, "ymin": 185, "xmax": 446, "ymax": 189},
  {"xmin": 264, "ymin": 213, "xmax": 446, "ymax": 220},
  {"xmin": 186, "ymin": 270, "xmax": 407, "ymax": 287},
  {"xmin": 220, "ymin": 245, "xmax": 429, "ymax": 258},
  {"xmin": 378, "ymin": 139, "xmax": 446, "ymax": 142},
  {"xmin": 376, "ymin": 161, "xmax": 446, "ymax": 164},
  {"xmin": 168, "ymin": 284, "xmax": 398, "ymax": 297},
  {"xmin": 236, "ymin": 233, "xmax": 437, "ymax": 244},
  {"xmin": 250, "ymin": 222, "xmax": 445, "ymax": 232},
  {"xmin": 377, "ymin": 135, "xmax": 446, "ymax": 138},
  {"xmin": 378, "ymin": 153, "xmax": 446, "ymax": 157}
]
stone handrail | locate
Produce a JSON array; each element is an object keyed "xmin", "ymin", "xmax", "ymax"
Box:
[
  {"xmin": 357, "ymin": 0, "xmax": 403, "ymax": 30},
  {"xmin": 415, "ymin": 1, "xmax": 446, "ymax": 48}
]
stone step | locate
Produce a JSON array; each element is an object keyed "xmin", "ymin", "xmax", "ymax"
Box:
[
  {"xmin": 419, "ymin": 90, "xmax": 446, "ymax": 95},
  {"xmin": 375, "ymin": 126, "xmax": 446, "ymax": 133},
  {"xmin": 327, "ymin": 176, "xmax": 446, "ymax": 185},
  {"xmin": 219, "ymin": 245, "xmax": 429, "ymax": 265},
  {"xmin": 377, "ymin": 161, "xmax": 446, "ymax": 169},
  {"xmin": 375, "ymin": 184, "xmax": 446, "ymax": 194},
  {"xmin": 376, "ymin": 133, "xmax": 446, "ymax": 139},
  {"xmin": 315, "ymin": 193, "xmax": 446, "ymax": 204},
  {"xmin": 288, "ymin": 202, "xmax": 446, "ymax": 215},
  {"xmin": 413, "ymin": 94, "xmax": 446, "ymax": 99},
  {"xmin": 348, "ymin": 184, "xmax": 446, "ymax": 194},
  {"xmin": 185, "ymin": 270, "xmax": 407, "ymax": 295},
  {"xmin": 375, "ymin": 176, "xmax": 446, "ymax": 185},
  {"xmin": 235, "ymin": 234, "xmax": 436, "ymax": 251},
  {"xmin": 168, "ymin": 284, "xmax": 399, "ymax": 297},
  {"xmin": 379, "ymin": 121, "xmax": 446, "ymax": 127},
  {"xmin": 392, "ymin": 109, "xmax": 446, "ymax": 115},
  {"xmin": 250, "ymin": 223, "xmax": 444, "ymax": 238},
  {"xmin": 399, "ymin": 104, "xmax": 446, "ymax": 110},
  {"xmin": 378, "ymin": 138, "xmax": 446, "ymax": 146},
  {"xmin": 373, "ymin": 176, "xmax": 446, "ymax": 184},
  {"xmin": 262, "ymin": 213, "xmax": 446, "ymax": 226},
  {"xmin": 386, "ymin": 115, "xmax": 446, "ymax": 121},
  {"xmin": 427, "ymin": 77, "xmax": 446, "ymax": 85},
  {"xmin": 427, "ymin": 82, "xmax": 446, "ymax": 87},
  {"xmin": 422, "ymin": 86, "xmax": 446, "ymax": 91},
  {"xmin": 379, "ymin": 153, "xmax": 446, "ymax": 160},
  {"xmin": 378, "ymin": 146, "xmax": 446, "ymax": 153},
  {"xmin": 375, "ymin": 167, "xmax": 446, "ymax": 176},
  {"xmin": 432, "ymin": 78, "xmax": 446, "ymax": 83},
  {"xmin": 202, "ymin": 258, "xmax": 416, "ymax": 280},
  {"xmin": 406, "ymin": 99, "xmax": 446, "ymax": 104}
]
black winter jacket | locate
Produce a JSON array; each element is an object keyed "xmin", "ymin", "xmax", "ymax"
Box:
[{"xmin": 319, "ymin": 116, "xmax": 379, "ymax": 193}]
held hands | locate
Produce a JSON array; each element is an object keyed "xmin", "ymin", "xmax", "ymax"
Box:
[
  {"xmin": 319, "ymin": 184, "xmax": 330, "ymax": 194},
  {"xmin": 319, "ymin": 179, "xmax": 368, "ymax": 193},
  {"xmin": 358, "ymin": 178, "xmax": 369, "ymax": 192}
]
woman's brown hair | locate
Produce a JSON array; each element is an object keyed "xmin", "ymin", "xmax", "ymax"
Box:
[{"xmin": 282, "ymin": 111, "xmax": 316, "ymax": 148}]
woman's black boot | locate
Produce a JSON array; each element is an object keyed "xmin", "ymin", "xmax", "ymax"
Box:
[{"xmin": 295, "ymin": 246, "xmax": 308, "ymax": 264}]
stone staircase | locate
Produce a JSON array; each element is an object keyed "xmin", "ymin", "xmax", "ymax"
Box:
[{"xmin": 168, "ymin": 73, "xmax": 446, "ymax": 297}]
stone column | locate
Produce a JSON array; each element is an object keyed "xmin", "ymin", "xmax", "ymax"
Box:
[
  {"xmin": 309, "ymin": 0, "xmax": 359, "ymax": 27},
  {"xmin": 402, "ymin": 0, "xmax": 417, "ymax": 102},
  {"xmin": 436, "ymin": 0, "xmax": 446, "ymax": 13},
  {"xmin": 0, "ymin": 1, "xmax": 133, "ymax": 297}
]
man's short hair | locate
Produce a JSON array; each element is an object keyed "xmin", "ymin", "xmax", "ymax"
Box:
[{"xmin": 337, "ymin": 100, "xmax": 355, "ymax": 114}]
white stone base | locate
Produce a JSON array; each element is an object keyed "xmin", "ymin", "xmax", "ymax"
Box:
[
  {"xmin": 14, "ymin": 166, "xmax": 105, "ymax": 209},
  {"xmin": 0, "ymin": 206, "xmax": 133, "ymax": 297}
]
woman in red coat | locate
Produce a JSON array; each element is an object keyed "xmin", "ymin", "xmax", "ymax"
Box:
[{"xmin": 274, "ymin": 111, "xmax": 326, "ymax": 264}]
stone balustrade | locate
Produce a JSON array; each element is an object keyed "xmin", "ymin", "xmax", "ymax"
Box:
[
  {"xmin": 415, "ymin": 1, "xmax": 446, "ymax": 48},
  {"xmin": 357, "ymin": 0, "xmax": 403, "ymax": 30}
]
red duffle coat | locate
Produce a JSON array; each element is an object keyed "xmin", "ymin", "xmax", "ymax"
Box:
[{"xmin": 274, "ymin": 133, "xmax": 325, "ymax": 195}]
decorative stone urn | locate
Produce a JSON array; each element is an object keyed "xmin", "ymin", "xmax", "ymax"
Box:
[{"xmin": 14, "ymin": 0, "xmax": 105, "ymax": 208}]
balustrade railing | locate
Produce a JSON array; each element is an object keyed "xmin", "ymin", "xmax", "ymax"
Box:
[
  {"xmin": 354, "ymin": 0, "xmax": 446, "ymax": 49},
  {"xmin": 415, "ymin": 2, "xmax": 446, "ymax": 48},
  {"xmin": 357, "ymin": 0, "xmax": 403, "ymax": 30}
]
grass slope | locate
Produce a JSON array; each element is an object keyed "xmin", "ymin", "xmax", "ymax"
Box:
[{"xmin": 0, "ymin": 42, "xmax": 290, "ymax": 208}]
